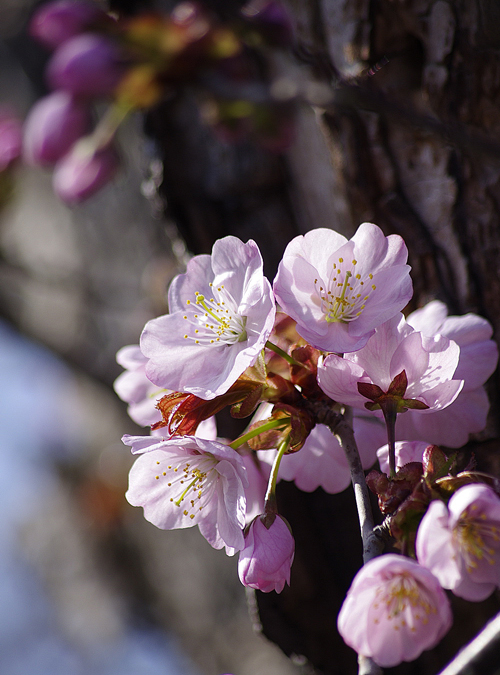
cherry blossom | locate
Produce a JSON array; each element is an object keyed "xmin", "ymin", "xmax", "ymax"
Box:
[
  {"xmin": 141, "ymin": 236, "xmax": 276, "ymax": 400},
  {"xmin": 397, "ymin": 300, "xmax": 499, "ymax": 447},
  {"xmin": 416, "ymin": 484, "xmax": 500, "ymax": 601},
  {"xmin": 124, "ymin": 434, "xmax": 248, "ymax": 553},
  {"xmin": 338, "ymin": 554, "xmax": 452, "ymax": 667},
  {"xmin": 238, "ymin": 514, "xmax": 294, "ymax": 592},
  {"xmin": 273, "ymin": 223, "xmax": 412, "ymax": 353},
  {"xmin": 317, "ymin": 313, "xmax": 463, "ymax": 416}
]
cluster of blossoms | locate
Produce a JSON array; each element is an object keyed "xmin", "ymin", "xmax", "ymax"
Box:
[
  {"xmin": 115, "ymin": 223, "xmax": 499, "ymax": 669},
  {"xmin": 24, "ymin": 0, "xmax": 294, "ymax": 204}
]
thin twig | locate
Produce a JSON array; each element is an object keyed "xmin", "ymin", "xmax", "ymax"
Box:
[{"xmin": 437, "ymin": 611, "xmax": 500, "ymax": 675}]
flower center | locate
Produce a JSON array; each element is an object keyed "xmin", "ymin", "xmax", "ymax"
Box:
[
  {"xmin": 455, "ymin": 507, "xmax": 500, "ymax": 572},
  {"xmin": 314, "ymin": 257, "xmax": 376, "ymax": 323},
  {"xmin": 373, "ymin": 573, "xmax": 436, "ymax": 632},
  {"xmin": 154, "ymin": 454, "xmax": 218, "ymax": 520},
  {"xmin": 183, "ymin": 283, "xmax": 248, "ymax": 345}
]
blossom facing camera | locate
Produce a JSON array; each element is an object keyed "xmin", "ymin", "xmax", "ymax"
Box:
[
  {"xmin": 273, "ymin": 223, "xmax": 412, "ymax": 353},
  {"xmin": 416, "ymin": 484, "xmax": 500, "ymax": 601},
  {"xmin": 52, "ymin": 140, "xmax": 119, "ymax": 204},
  {"xmin": 23, "ymin": 91, "xmax": 91, "ymax": 166},
  {"xmin": 141, "ymin": 236, "xmax": 276, "ymax": 400},
  {"xmin": 124, "ymin": 434, "xmax": 248, "ymax": 554},
  {"xmin": 338, "ymin": 554, "xmax": 452, "ymax": 668},
  {"xmin": 47, "ymin": 33, "xmax": 127, "ymax": 97},
  {"xmin": 30, "ymin": 0, "xmax": 109, "ymax": 50},
  {"xmin": 238, "ymin": 514, "xmax": 294, "ymax": 592}
]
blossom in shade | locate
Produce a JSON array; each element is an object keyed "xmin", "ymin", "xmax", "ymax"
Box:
[
  {"xmin": 273, "ymin": 223, "xmax": 412, "ymax": 353},
  {"xmin": 317, "ymin": 313, "xmax": 463, "ymax": 415},
  {"xmin": 23, "ymin": 91, "xmax": 91, "ymax": 166},
  {"xmin": 124, "ymin": 434, "xmax": 248, "ymax": 553},
  {"xmin": 397, "ymin": 300, "xmax": 499, "ymax": 447},
  {"xmin": 338, "ymin": 554, "xmax": 452, "ymax": 668},
  {"xmin": 46, "ymin": 33, "xmax": 127, "ymax": 97},
  {"xmin": 416, "ymin": 484, "xmax": 500, "ymax": 601},
  {"xmin": 258, "ymin": 423, "xmax": 352, "ymax": 494},
  {"xmin": 30, "ymin": 0, "xmax": 109, "ymax": 50},
  {"xmin": 141, "ymin": 236, "xmax": 276, "ymax": 400},
  {"xmin": 53, "ymin": 140, "xmax": 119, "ymax": 203},
  {"xmin": 377, "ymin": 440, "xmax": 430, "ymax": 475},
  {"xmin": 238, "ymin": 514, "xmax": 294, "ymax": 592}
]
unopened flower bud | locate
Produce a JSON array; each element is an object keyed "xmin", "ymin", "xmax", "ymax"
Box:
[
  {"xmin": 23, "ymin": 91, "xmax": 91, "ymax": 166},
  {"xmin": 52, "ymin": 140, "xmax": 119, "ymax": 204},
  {"xmin": 238, "ymin": 514, "xmax": 294, "ymax": 593},
  {"xmin": 47, "ymin": 33, "xmax": 128, "ymax": 97},
  {"xmin": 30, "ymin": 0, "xmax": 110, "ymax": 50}
]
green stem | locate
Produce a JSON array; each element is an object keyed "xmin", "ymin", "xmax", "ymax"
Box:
[
  {"xmin": 264, "ymin": 435, "xmax": 290, "ymax": 518},
  {"xmin": 88, "ymin": 102, "xmax": 132, "ymax": 149},
  {"xmin": 229, "ymin": 417, "xmax": 287, "ymax": 449},
  {"xmin": 265, "ymin": 340, "xmax": 305, "ymax": 368}
]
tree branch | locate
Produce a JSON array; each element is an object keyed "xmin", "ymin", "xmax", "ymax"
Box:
[{"xmin": 437, "ymin": 611, "xmax": 500, "ymax": 675}]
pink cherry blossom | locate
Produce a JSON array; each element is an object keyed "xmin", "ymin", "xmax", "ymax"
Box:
[
  {"xmin": 238, "ymin": 514, "xmax": 294, "ymax": 592},
  {"xmin": 397, "ymin": 300, "xmax": 499, "ymax": 447},
  {"xmin": 416, "ymin": 484, "xmax": 500, "ymax": 601},
  {"xmin": 273, "ymin": 223, "xmax": 412, "ymax": 353},
  {"xmin": 338, "ymin": 554, "xmax": 452, "ymax": 667},
  {"xmin": 141, "ymin": 236, "xmax": 276, "ymax": 400},
  {"xmin": 317, "ymin": 313, "xmax": 463, "ymax": 416},
  {"xmin": 124, "ymin": 434, "xmax": 248, "ymax": 553},
  {"xmin": 377, "ymin": 440, "xmax": 430, "ymax": 475}
]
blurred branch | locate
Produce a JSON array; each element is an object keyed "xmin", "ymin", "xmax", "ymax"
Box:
[{"xmin": 437, "ymin": 611, "xmax": 500, "ymax": 675}]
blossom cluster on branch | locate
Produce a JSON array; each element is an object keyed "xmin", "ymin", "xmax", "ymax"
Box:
[
  {"xmin": 115, "ymin": 223, "xmax": 499, "ymax": 669},
  {"xmin": 23, "ymin": 0, "xmax": 295, "ymax": 203}
]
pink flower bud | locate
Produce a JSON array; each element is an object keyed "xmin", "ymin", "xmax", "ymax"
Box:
[
  {"xmin": 23, "ymin": 91, "xmax": 91, "ymax": 166},
  {"xmin": 238, "ymin": 514, "xmax": 294, "ymax": 593},
  {"xmin": 47, "ymin": 33, "xmax": 128, "ymax": 97},
  {"xmin": 338, "ymin": 554, "xmax": 452, "ymax": 668},
  {"xmin": 30, "ymin": 0, "xmax": 109, "ymax": 50},
  {"xmin": 52, "ymin": 141, "xmax": 119, "ymax": 204},
  {"xmin": 0, "ymin": 111, "xmax": 22, "ymax": 171}
]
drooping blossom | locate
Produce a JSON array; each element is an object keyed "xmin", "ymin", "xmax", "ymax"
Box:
[
  {"xmin": 377, "ymin": 440, "xmax": 430, "ymax": 475},
  {"xmin": 238, "ymin": 514, "xmax": 294, "ymax": 592},
  {"xmin": 416, "ymin": 484, "xmax": 500, "ymax": 601},
  {"xmin": 52, "ymin": 140, "xmax": 119, "ymax": 203},
  {"xmin": 141, "ymin": 236, "xmax": 276, "ymax": 400},
  {"xmin": 30, "ymin": 0, "xmax": 110, "ymax": 50},
  {"xmin": 338, "ymin": 554, "xmax": 452, "ymax": 668},
  {"xmin": 318, "ymin": 313, "xmax": 463, "ymax": 416},
  {"xmin": 23, "ymin": 91, "xmax": 91, "ymax": 166},
  {"xmin": 124, "ymin": 434, "xmax": 248, "ymax": 553},
  {"xmin": 397, "ymin": 300, "xmax": 499, "ymax": 447},
  {"xmin": 273, "ymin": 223, "xmax": 412, "ymax": 353},
  {"xmin": 46, "ymin": 33, "xmax": 127, "ymax": 97}
]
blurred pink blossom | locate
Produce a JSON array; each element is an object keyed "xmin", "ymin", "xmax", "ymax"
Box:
[
  {"xmin": 273, "ymin": 223, "xmax": 412, "ymax": 353},
  {"xmin": 238, "ymin": 514, "xmax": 294, "ymax": 592},
  {"xmin": 338, "ymin": 554, "xmax": 452, "ymax": 667},
  {"xmin": 30, "ymin": 0, "xmax": 109, "ymax": 50},
  {"xmin": 377, "ymin": 440, "xmax": 429, "ymax": 475},
  {"xmin": 416, "ymin": 483, "xmax": 500, "ymax": 601}
]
